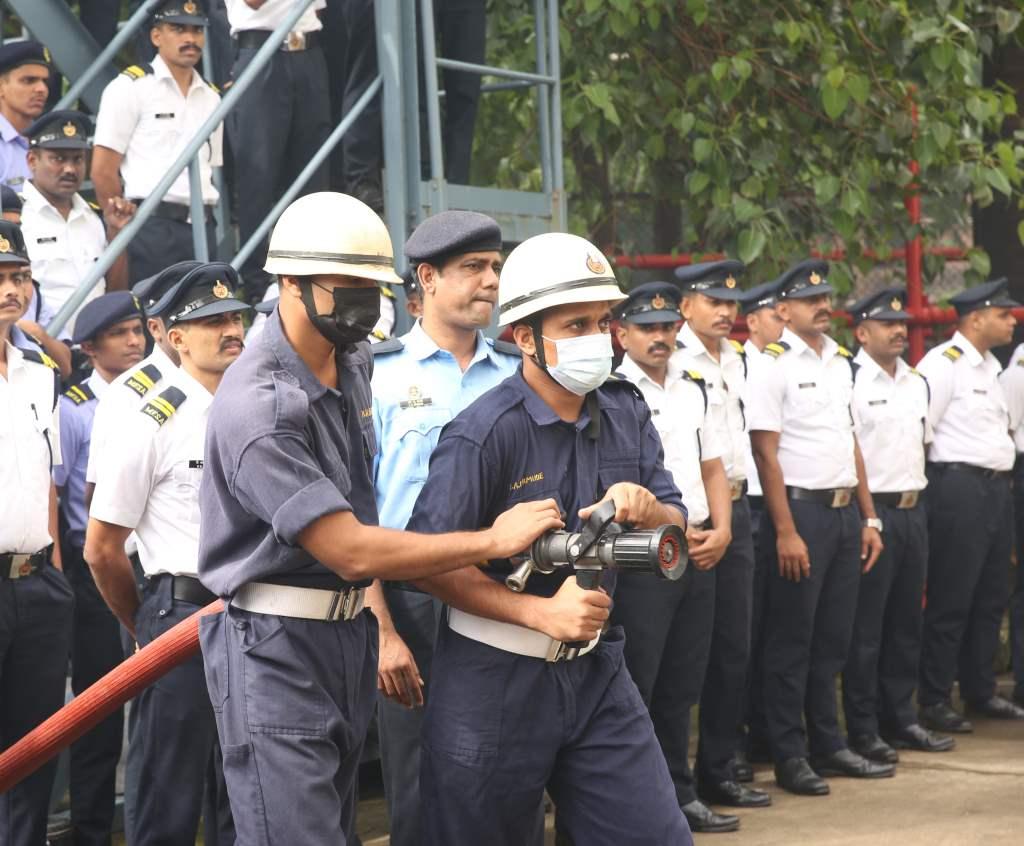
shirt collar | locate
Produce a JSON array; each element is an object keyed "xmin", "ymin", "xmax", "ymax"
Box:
[
  {"xmin": 21, "ymin": 179, "xmax": 90, "ymax": 219},
  {"xmin": 3, "ymin": 339, "xmax": 27, "ymax": 373},
  {"xmin": 402, "ymin": 319, "xmax": 502, "ymax": 367},
  {"xmin": 950, "ymin": 330, "xmax": 986, "ymax": 366},
  {"xmin": 780, "ymin": 326, "xmax": 839, "ymax": 360},
  {"xmin": 678, "ymin": 321, "xmax": 737, "ymax": 365},
  {"xmin": 265, "ymin": 309, "xmax": 331, "ymax": 401},
  {"xmin": 87, "ymin": 368, "xmax": 111, "ymax": 399},
  {"xmin": 0, "ymin": 112, "xmax": 26, "ymax": 145},
  {"xmin": 617, "ymin": 352, "xmax": 681, "ymax": 390},
  {"xmin": 149, "ymin": 343, "xmax": 178, "ymax": 375},
  {"xmin": 507, "ymin": 370, "xmax": 562, "ymax": 425},
  {"xmin": 171, "ymin": 362, "xmax": 214, "ymax": 408},
  {"xmin": 853, "ymin": 348, "xmax": 912, "ymax": 382},
  {"xmin": 151, "ymin": 54, "xmax": 205, "ymax": 95}
]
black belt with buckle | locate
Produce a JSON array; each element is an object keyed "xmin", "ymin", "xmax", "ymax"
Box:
[
  {"xmin": 150, "ymin": 573, "xmax": 217, "ymax": 606},
  {"xmin": 235, "ymin": 29, "xmax": 320, "ymax": 52},
  {"xmin": 786, "ymin": 486, "xmax": 856, "ymax": 508},
  {"xmin": 928, "ymin": 461, "xmax": 1011, "ymax": 481},
  {"xmin": 130, "ymin": 200, "xmax": 213, "ymax": 224},
  {"xmin": 873, "ymin": 490, "xmax": 922, "ymax": 509},
  {"xmin": 0, "ymin": 548, "xmax": 50, "ymax": 580}
]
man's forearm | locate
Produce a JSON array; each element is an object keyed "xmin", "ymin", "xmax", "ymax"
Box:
[
  {"xmin": 853, "ymin": 440, "xmax": 877, "ymax": 520},
  {"xmin": 364, "ymin": 580, "xmax": 396, "ymax": 632},
  {"xmin": 752, "ymin": 438, "xmax": 795, "ymax": 534},
  {"xmin": 88, "ymin": 550, "xmax": 140, "ymax": 634},
  {"xmin": 415, "ymin": 566, "xmax": 546, "ymax": 629},
  {"xmin": 48, "ymin": 483, "xmax": 62, "ymax": 570},
  {"xmin": 701, "ymin": 459, "xmax": 732, "ymax": 532}
]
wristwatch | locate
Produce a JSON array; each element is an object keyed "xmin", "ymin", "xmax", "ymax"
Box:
[{"xmin": 863, "ymin": 517, "xmax": 883, "ymax": 532}]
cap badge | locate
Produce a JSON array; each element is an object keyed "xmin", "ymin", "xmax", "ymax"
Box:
[
  {"xmin": 43, "ymin": 47, "xmax": 52, "ymax": 64},
  {"xmin": 651, "ymin": 294, "xmax": 667, "ymax": 310},
  {"xmin": 809, "ymin": 271, "xmax": 822, "ymax": 285},
  {"xmin": 0, "ymin": 236, "xmax": 11, "ymax": 253},
  {"xmin": 62, "ymin": 121, "xmax": 77, "ymax": 137},
  {"xmin": 183, "ymin": 1, "xmax": 198, "ymax": 13},
  {"xmin": 890, "ymin": 296, "xmax": 902, "ymax": 311},
  {"xmin": 586, "ymin": 253, "xmax": 606, "ymax": 274},
  {"xmin": 725, "ymin": 275, "xmax": 737, "ymax": 289},
  {"xmin": 212, "ymin": 281, "xmax": 229, "ymax": 299}
]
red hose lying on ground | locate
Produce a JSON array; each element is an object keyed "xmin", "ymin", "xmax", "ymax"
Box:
[{"xmin": 0, "ymin": 599, "xmax": 223, "ymax": 793}]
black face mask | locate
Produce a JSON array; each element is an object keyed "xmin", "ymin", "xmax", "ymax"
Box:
[{"xmin": 299, "ymin": 281, "xmax": 381, "ymax": 349}]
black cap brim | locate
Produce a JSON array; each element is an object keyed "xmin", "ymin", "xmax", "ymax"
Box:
[
  {"xmin": 783, "ymin": 283, "xmax": 835, "ymax": 299},
  {"xmin": 688, "ymin": 285, "xmax": 745, "ymax": 302},
  {"xmin": 622, "ymin": 309, "xmax": 681, "ymax": 324},
  {"xmin": 857, "ymin": 308, "xmax": 912, "ymax": 323},
  {"xmin": 156, "ymin": 14, "xmax": 207, "ymax": 25},
  {"xmin": 0, "ymin": 253, "xmax": 29, "ymax": 265},
  {"xmin": 171, "ymin": 298, "xmax": 250, "ymax": 324}
]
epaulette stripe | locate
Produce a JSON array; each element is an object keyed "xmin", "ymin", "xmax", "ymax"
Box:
[
  {"xmin": 380, "ymin": 286, "xmax": 396, "ymax": 299},
  {"xmin": 837, "ymin": 345, "xmax": 852, "ymax": 358},
  {"xmin": 729, "ymin": 338, "xmax": 745, "ymax": 355},
  {"xmin": 134, "ymin": 370, "xmax": 155, "ymax": 390},
  {"xmin": 67, "ymin": 384, "xmax": 91, "ymax": 404},
  {"xmin": 942, "ymin": 344, "xmax": 964, "ymax": 361},
  {"xmin": 148, "ymin": 395, "xmax": 177, "ymax": 417},
  {"xmin": 139, "ymin": 385, "xmax": 187, "ymax": 427}
]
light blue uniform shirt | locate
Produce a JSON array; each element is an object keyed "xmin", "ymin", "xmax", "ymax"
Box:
[
  {"xmin": 0, "ymin": 112, "xmax": 30, "ymax": 189},
  {"xmin": 372, "ymin": 320, "xmax": 520, "ymax": 529}
]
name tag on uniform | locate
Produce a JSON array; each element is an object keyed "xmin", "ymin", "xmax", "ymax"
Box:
[
  {"xmin": 35, "ymin": 236, "xmax": 57, "ymax": 244},
  {"xmin": 651, "ymin": 408, "xmax": 661, "ymax": 416},
  {"xmin": 154, "ymin": 112, "xmax": 175, "ymax": 119},
  {"xmin": 798, "ymin": 382, "xmax": 817, "ymax": 389},
  {"xmin": 973, "ymin": 389, "xmax": 988, "ymax": 395},
  {"xmin": 188, "ymin": 459, "xmax": 204, "ymax": 469},
  {"xmin": 868, "ymin": 399, "xmax": 887, "ymax": 406}
]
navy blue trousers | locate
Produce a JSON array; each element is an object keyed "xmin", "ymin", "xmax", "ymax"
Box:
[
  {"xmin": 200, "ymin": 606, "xmax": 378, "ymax": 845},
  {"xmin": 419, "ymin": 622, "xmax": 692, "ymax": 846}
]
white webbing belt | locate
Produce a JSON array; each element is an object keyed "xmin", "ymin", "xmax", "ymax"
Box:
[
  {"xmin": 232, "ymin": 582, "xmax": 366, "ymax": 622},
  {"xmin": 448, "ymin": 607, "xmax": 600, "ymax": 663}
]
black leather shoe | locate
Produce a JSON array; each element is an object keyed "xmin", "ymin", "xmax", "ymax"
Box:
[
  {"xmin": 849, "ymin": 733, "xmax": 899, "ymax": 764},
  {"xmin": 810, "ymin": 748, "xmax": 895, "ymax": 779},
  {"xmin": 965, "ymin": 695, "xmax": 1024, "ymax": 720},
  {"xmin": 920, "ymin": 701, "xmax": 973, "ymax": 734},
  {"xmin": 699, "ymin": 780, "xmax": 772, "ymax": 808},
  {"xmin": 680, "ymin": 800, "xmax": 740, "ymax": 833},
  {"xmin": 883, "ymin": 723, "xmax": 955, "ymax": 753},
  {"xmin": 731, "ymin": 751, "xmax": 754, "ymax": 783},
  {"xmin": 774, "ymin": 757, "xmax": 830, "ymax": 796}
]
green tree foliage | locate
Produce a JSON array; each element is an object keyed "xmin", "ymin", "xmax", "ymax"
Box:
[{"xmin": 475, "ymin": 0, "xmax": 1024, "ymax": 291}]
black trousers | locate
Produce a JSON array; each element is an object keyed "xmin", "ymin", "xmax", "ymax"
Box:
[
  {"xmin": 919, "ymin": 464, "xmax": 1013, "ymax": 706},
  {"xmin": 65, "ymin": 544, "xmax": 125, "ymax": 846},
  {"xmin": 1010, "ymin": 455, "xmax": 1024, "ymax": 701},
  {"xmin": 126, "ymin": 215, "xmax": 217, "ymax": 287},
  {"xmin": 229, "ymin": 44, "xmax": 331, "ymax": 301},
  {"xmin": 611, "ymin": 562, "xmax": 715, "ymax": 806},
  {"xmin": 744, "ymin": 497, "xmax": 770, "ymax": 753},
  {"xmin": 761, "ymin": 499, "xmax": 862, "ymax": 762},
  {"xmin": 0, "ymin": 565, "xmax": 74, "ymax": 846},
  {"xmin": 696, "ymin": 497, "xmax": 754, "ymax": 784},
  {"xmin": 842, "ymin": 501, "xmax": 928, "ymax": 736}
]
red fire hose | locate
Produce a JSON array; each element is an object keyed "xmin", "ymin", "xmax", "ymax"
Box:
[{"xmin": 0, "ymin": 599, "xmax": 223, "ymax": 794}]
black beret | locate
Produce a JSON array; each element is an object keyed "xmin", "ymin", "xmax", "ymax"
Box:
[
  {"xmin": 776, "ymin": 259, "xmax": 833, "ymax": 300},
  {"xmin": 739, "ymin": 279, "xmax": 781, "ymax": 315},
  {"xmin": 674, "ymin": 259, "xmax": 745, "ymax": 301},
  {"xmin": 849, "ymin": 287, "xmax": 912, "ymax": 324},
  {"xmin": 950, "ymin": 277, "xmax": 1021, "ymax": 316},
  {"xmin": 72, "ymin": 291, "xmax": 144, "ymax": 344},
  {"xmin": 0, "ymin": 41, "xmax": 51, "ymax": 77},
  {"xmin": 0, "ymin": 185, "xmax": 22, "ymax": 214},
  {"xmin": 133, "ymin": 260, "xmax": 204, "ymax": 311},
  {"xmin": 404, "ymin": 210, "xmax": 502, "ymax": 265},
  {"xmin": 617, "ymin": 281, "xmax": 681, "ymax": 324},
  {"xmin": 154, "ymin": 0, "xmax": 208, "ymax": 25},
  {"xmin": 26, "ymin": 109, "xmax": 92, "ymax": 151},
  {"xmin": 153, "ymin": 262, "xmax": 251, "ymax": 325},
  {"xmin": 0, "ymin": 220, "xmax": 30, "ymax": 264}
]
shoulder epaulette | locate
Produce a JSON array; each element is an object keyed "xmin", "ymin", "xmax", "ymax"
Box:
[
  {"xmin": 120, "ymin": 63, "xmax": 152, "ymax": 80},
  {"xmin": 88, "ymin": 199, "xmax": 101, "ymax": 212},
  {"xmin": 604, "ymin": 371, "xmax": 645, "ymax": 402},
  {"xmin": 729, "ymin": 338, "xmax": 745, "ymax": 356},
  {"xmin": 140, "ymin": 385, "xmax": 186, "ymax": 427},
  {"xmin": 20, "ymin": 347, "xmax": 58, "ymax": 371},
  {"xmin": 124, "ymin": 363, "xmax": 162, "ymax": 398},
  {"xmin": 371, "ymin": 337, "xmax": 404, "ymax": 356},
  {"xmin": 380, "ymin": 284, "xmax": 396, "ymax": 300},
  {"xmin": 492, "ymin": 339, "xmax": 522, "ymax": 357},
  {"xmin": 681, "ymin": 368, "xmax": 709, "ymax": 412},
  {"xmin": 206, "ymin": 79, "xmax": 220, "ymax": 94},
  {"xmin": 675, "ymin": 339, "xmax": 686, "ymax": 350},
  {"xmin": 910, "ymin": 367, "xmax": 931, "ymax": 402},
  {"xmin": 837, "ymin": 345, "xmax": 853, "ymax": 358},
  {"xmin": 942, "ymin": 344, "xmax": 964, "ymax": 362},
  {"xmin": 764, "ymin": 340, "xmax": 790, "ymax": 358},
  {"xmin": 63, "ymin": 382, "xmax": 95, "ymax": 405}
]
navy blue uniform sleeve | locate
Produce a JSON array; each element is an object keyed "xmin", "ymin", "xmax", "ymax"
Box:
[{"xmin": 406, "ymin": 430, "xmax": 498, "ymax": 534}]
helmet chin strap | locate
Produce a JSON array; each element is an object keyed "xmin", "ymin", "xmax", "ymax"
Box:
[{"xmin": 529, "ymin": 315, "xmax": 548, "ymax": 370}]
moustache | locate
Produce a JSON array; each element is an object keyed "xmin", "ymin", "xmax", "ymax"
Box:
[
  {"xmin": 648, "ymin": 342, "xmax": 671, "ymax": 354},
  {"xmin": 220, "ymin": 337, "xmax": 243, "ymax": 352},
  {"xmin": 1, "ymin": 298, "xmax": 21, "ymax": 309},
  {"xmin": 814, "ymin": 310, "xmax": 831, "ymax": 320}
]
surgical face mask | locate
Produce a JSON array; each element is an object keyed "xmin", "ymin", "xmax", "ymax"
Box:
[
  {"xmin": 300, "ymin": 280, "xmax": 381, "ymax": 349},
  {"xmin": 542, "ymin": 332, "xmax": 613, "ymax": 395}
]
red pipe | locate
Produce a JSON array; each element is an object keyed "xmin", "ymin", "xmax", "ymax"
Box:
[{"xmin": 0, "ymin": 600, "xmax": 222, "ymax": 793}]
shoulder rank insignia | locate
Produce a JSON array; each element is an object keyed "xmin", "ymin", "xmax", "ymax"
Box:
[
  {"xmin": 380, "ymin": 284, "xmax": 396, "ymax": 300},
  {"xmin": 206, "ymin": 79, "xmax": 220, "ymax": 94},
  {"xmin": 20, "ymin": 348, "xmax": 58, "ymax": 370},
  {"xmin": 120, "ymin": 63, "xmax": 152, "ymax": 80},
  {"xmin": 371, "ymin": 337, "xmax": 404, "ymax": 356},
  {"xmin": 764, "ymin": 340, "xmax": 790, "ymax": 358},
  {"xmin": 682, "ymin": 369, "xmax": 705, "ymax": 384},
  {"xmin": 729, "ymin": 338, "xmax": 746, "ymax": 356},
  {"xmin": 492, "ymin": 339, "xmax": 522, "ymax": 357},
  {"xmin": 837, "ymin": 345, "xmax": 853, "ymax": 358},
  {"xmin": 681, "ymin": 368, "xmax": 709, "ymax": 411},
  {"xmin": 124, "ymin": 364, "xmax": 162, "ymax": 398},
  {"xmin": 63, "ymin": 382, "xmax": 95, "ymax": 405},
  {"xmin": 140, "ymin": 386, "xmax": 186, "ymax": 427},
  {"xmin": 942, "ymin": 344, "xmax": 964, "ymax": 362}
]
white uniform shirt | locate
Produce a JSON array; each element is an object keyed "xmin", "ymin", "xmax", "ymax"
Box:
[
  {"xmin": 90, "ymin": 366, "xmax": 211, "ymax": 576},
  {"xmin": 852, "ymin": 349, "xmax": 930, "ymax": 493},
  {"xmin": 917, "ymin": 330, "xmax": 1014, "ymax": 471},
  {"xmin": 617, "ymin": 354, "xmax": 723, "ymax": 525},
  {"xmin": 673, "ymin": 322, "xmax": 748, "ymax": 482},
  {"xmin": 86, "ymin": 345, "xmax": 177, "ymax": 486},
  {"xmin": 0, "ymin": 341, "xmax": 61, "ymax": 553},
  {"xmin": 224, "ymin": 0, "xmax": 324, "ymax": 35},
  {"xmin": 998, "ymin": 343, "xmax": 1024, "ymax": 454},
  {"xmin": 93, "ymin": 55, "xmax": 222, "ymax": 206},
  {"xmin": 20, "ymin": 181, "xmax": 107, "ymax": 335},
  {"xmin": 746, "ymin": 327, "xmax": 858, "ymax": 489},
  {"xmin": 743, "ymin": 339, "xmax": 767, "ymax": 496}
]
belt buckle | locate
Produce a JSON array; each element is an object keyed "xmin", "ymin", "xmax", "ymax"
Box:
[
  {"xmin": 9, "ymin": 553, "xmax": 32, "ymax": 579},
  {"xmin": 730, "ymin": 480, "xmax": 744, "ymax": 501},
  {"xmin": 546, "ymin": 641, "xmax": 581, "ymax": 663},
  {"xmin": 831, "ymin": 488, "xmax": 852, "ymax": 508},
  {"xmin": 340, "ymin": 588, "xmax": 365, "ymax": 621},
  {"xmin": 285, "ymin": 31, "xmax": 305, "ymax": 51},
  {"xmin": 898, "ymin": 491, "xmax": 918, "ymax": 509}
]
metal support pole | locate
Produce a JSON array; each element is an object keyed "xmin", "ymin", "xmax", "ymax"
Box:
[
  {"xmin": 47, "ymin": 0, "xmax": 317, "ymax": 337},
  {"xmin": 202, "ymin": 43, "xmax": 229, "ymax": 255},
  {"xmin": 433, "ymin": 57, "xmax": 555, "ymax": 87},
  {"xmin": 534, "ymin": 0, "xmax": 552, "ymax": 195},
  {"xmin": 53, "ymin": 0, "xmax": 163, "ymax": 111},
  {"xmin": 418, "ymin": 0, "xmax": 446, "ymax": 213},
  {"xmin": 188, "ymin": 157, "xmax": 209, "ymax": 261},
  {"xmin": 547, "ymin": 0, "xmax": 565, "ymax": 230},
  {"xmin": 232, "ymin": 75, "xmax": 383, "ymax": 271}
]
